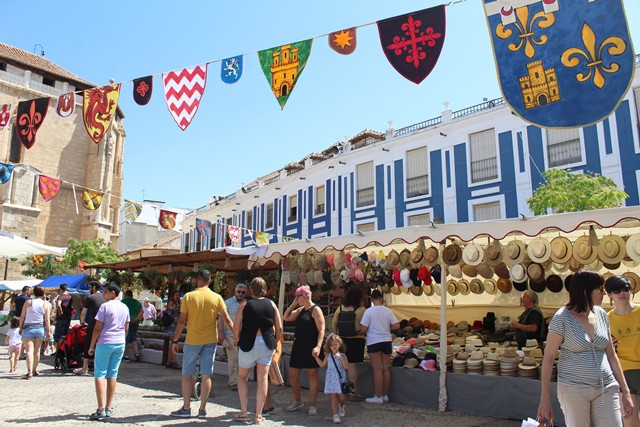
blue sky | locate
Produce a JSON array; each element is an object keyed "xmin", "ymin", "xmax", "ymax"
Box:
[{"xmin": 3, "ymin": 0, "xmax": 639, "ymax": 210}]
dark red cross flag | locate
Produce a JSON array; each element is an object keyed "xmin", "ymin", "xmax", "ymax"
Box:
[
  {"xmin": 377, "ymin": 5, "xmax": 446, "ymax": 84},
  {"xmin": 133, "ymin": 76, "xmax": 153, "ymax": 106}
]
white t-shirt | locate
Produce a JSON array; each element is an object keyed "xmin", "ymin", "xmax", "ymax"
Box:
[
  {"xmin": 6, "ymin": 328, "xmax": 22, "ymax": 346},
  {"xmin": 360, "ymin": 305, "xmax": 398, "ymax": 346},
  {"xmin": 143, "ymin": 303, "xmax": 157, "ymax": 320}
]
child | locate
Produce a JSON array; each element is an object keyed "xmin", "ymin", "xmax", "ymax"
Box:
[
  {"xmin": 5, "ymin": 318, "xmax": 22, "ymax": 372},
  {"xmin": 313, "ymin": 333, "xmax": 349, "ymax": 424}
]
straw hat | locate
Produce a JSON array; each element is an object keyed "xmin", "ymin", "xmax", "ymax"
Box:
[
  {"xmin": 573, "ymin": 235, "xmax": 598, "ymax": 265},
  {"xmin": 623, "ymin": 272, "xmax": 640, "ymax": 294},
  {"xmin": 528, "ymin": 262, "xmax": 545, "ymax": 283},
  {"xmin": 424, "ymin": 246, "xmax": 439, "ymax": 267},
  {"xmin": 483, "ymin": 241, "xmax": 504, "ymax": 266},
  {"xmin": 546, "ymin": 274, "xmax": 563, "ymax": 293},
  {"xmin": 306, "ymin": 270, "xmax": 316, "ymax": 286},
  {"xmin": 509, "ymin": 263, "xmax": 528, "ymax": 283},
  {"xmin": 462, "ymin": 243, "xmax": 484, "ymax": 266},
  {"xmin": 497, "ymin": 278, "xmax": 512, "ymax": 293},
  {"xmin": 568, "ymin": 257, "xmax": 583, "ymax": 272},
  {"xmin": 423, "ymin": 283, "xmax": 434, "ymax": 296},
  {"xmin": 447, "ymin": 280, "xmax": 459, "ymax": 296},
  {"xmin": 282, "ymin": 270, "xmax": 292, "ymax": 285},
  {"xmin": 448, "ymin": 263, "xmax": 463, "ymax": 278},
  {"xmin": 387, "ymin": 250, "xmax": 401, "ymax": 269},
  {"xmin": 494, "ymin": 262, "xmax": 510, "ymax": 279},
  {"xmin": 411, "ymin": 239, "xmax": 427, "ymax": 267},
  {"xmin": 553, "ymin": 261, "xmax": 569, "ymax": 273},
  {"xmin": 434, "ymin": 283, "xmax": 442, "ymax": 297},
  {"xmin": 527, "ymin": 237, "xmax": 552, "ymax": 263},
  {"xmin": 443, "ymin": 244, "xmax": 463, "ymax": 266},
  {"xmin": 391, "ymin": 283, "xmax": 402, "ymax": 295},
  {"xmin": 462, "ymin": 263, "xmax": 478, "ymax": 277},
  {"xmin": 410, "ymin": 284, "xmax": 424, "ymax": 296},
  {"xmin": 626, "ymin": 234, "xmax": 640, "ymax": 262},
  {"xmin": 598, "ymin": 234, "xmax": 626, "ymax": 264},
  {"xmin": 469, "ymin": 278, "xmax": 484, "ymax": 295},
  {"xmin": 504, "ymin": 240, "xmax": 526, "ymax": 265},
  {"xmin": 334, "ymin": 251, "xmax": 347, "ymax": 270},
  {"xmin": 458, "ymin": 279, "xmax": 470, "ymax": 295},
  {"xmin": 399, "ymin": 249, "xmax": 412, "ymax": 268},
  {"xmin": 477, "ymin": 263, "xmax": 493, "ymax": 279},
  {"xmin": 483, "ymin": 278, "xmax": 498, "ymax": 294},
  {"xmin": 550, "ymin": 236, "xmax": 573, "ymax": 264}
]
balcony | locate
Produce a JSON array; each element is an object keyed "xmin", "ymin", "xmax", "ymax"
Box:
[
  {"xmin": 356, "ymin": 187, "xmax": 374, "ymax": 207},
  {"xmin": 548, "ymin": 139, "xmax": 582, "ymax": 167},
  {"xmin": 471, "ymin": 158, "xmax": 498, "ymax": 183},
  {"xmin": 406, "ymin": 175, "xmax": 429, "ymax": 198}
]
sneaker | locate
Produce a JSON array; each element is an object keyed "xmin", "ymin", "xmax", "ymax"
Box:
[
  {"xmin": 170, "ymin": 406, "xmax": 192, "ymax": 417},
  {"xmin": 122, "ymin": 355, "xmax": 130, "ymax": 361},
  {"xmin": 382, "ymin": 395, "xmax": 389, "ymax": 403},
  {"xmin": 134, "ymin": 353, "xmax": 140, "ymax": 362},
  {"xmin": 333, "ymin": 413, "xmax": 341, "ymax": 424},
  {"xmin": 365, "ymin": 396, "xmax": 384, "ymax": 404},
  {"xmin": 286, "ymin": 400, "xmax": 304, "ymax": 412},
  {"xmin": 198, "ymin": 409, "xmax": 206, "ymax": 419},
  {"xmin": 308, "ymin": 405, "xmax": 317, "ymax": 416},
  {"xmin": 338, "ymin": 404, "xmax": 345, "ymax": 418}
]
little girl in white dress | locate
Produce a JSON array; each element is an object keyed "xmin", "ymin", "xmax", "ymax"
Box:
[{"xmin": 314, "ymin": 333, "xmax": 349, "ymax": 424}]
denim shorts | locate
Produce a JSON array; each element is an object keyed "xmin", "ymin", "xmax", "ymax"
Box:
[
  {"xmin": 238, "ymin": 336, "xmax": 275, "ymax": 369},
  {"xmin": 367, "ymin": 341, "xmax": 392, "ymax": 355},
  {"xmin": 94, "ymin": 343, "xmax": 125, "ymax": 379},
  {"xmin": 182, "ymin": 343, "xmax": 217, "ymax": 376},
  {"xmin": 126, "ymin": 322, "xmax": 139, "ymax": 344},
  {"xmin": 22, "ymin": 324, "xmax": 45, "ymax": 340}
]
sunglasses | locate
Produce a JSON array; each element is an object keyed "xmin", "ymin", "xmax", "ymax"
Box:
[
  {"xmin": 610, "ymin": 286, "xmax": 631, "ymax": 295},
  {"xmin": 236, "ymin": 290, "xmax": 246, "ymax": 294}
]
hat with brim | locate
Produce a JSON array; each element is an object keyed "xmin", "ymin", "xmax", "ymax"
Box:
[
  {"xmin": 494, "ymin": 262, "xmax": 510, "ymax": 279},
  {"xmin": 513, "ymin": 279, "xmax": 528, "ymax": 292},
  {"xmin": 626, "ymin": 234, "xmax": 640, "ymax": 262},
  {"xmin": 483, "ymin": 278, "xmax": 497, "ymax": 294},
  {"xmin": 568, "ymin": 257, "xmax": 583, "ymax": 272},
  {"xmin": 483, "ymin": 241, "xmax": 504, "ymax": 266},
  {"xmin": 447, "ymin": 280, "xmax": 459, "ymax": 296},
  {"xmin": 573, "ymin": 235, "xmax": 598, "ymax": 265},
  {"xmin": 443, "ymin": 244, "xmax": 463, "ymax": 266},
  {"xmin": 411, "ymin": 239, "xmax": 427, "ymax": 267},
  {"xmin": 334, "ymin": 251, "xmax": 347, "ymax": 270},
  {"xmin": 598, "ymin": 234, "xmax": 626, "ymax": 264},
  {"xmin": 623, "ymin": 272, "xmax": 640, "ymax": 294},
  {"xmin": 477, "ymin": 263, "xmax": 493, "ymax": 279},
  {"xmin": 424, "ymin": 246, "xmax": 439, "ymax": 267},
  {"xmin": 306, "ymin": 270, "xmax": 316, "ymax": 286},
  {"xmin": 410, "ymin": 284, "xmax": 423, "ymax": 297},
  {"xmin": 462, "ymin": 243, "xmax": 484, "ymax": 266},
  {"xmin": 330, "ymin": 271, "xmax": 343, "ymax": 287},
  {"xmin": 423, "ymin": 283, "xmax": 434, "ymax": 296},
  {"xmin": 391, "ymin": 283, "xmax": 402, "ymax": 295},
  {"xmin": 469, "ymin": 278, "xmax": 483, "ymax": 295},
  {"xmin": 504, "ymin": 241, "xmax": 526, "ymax": 265},
  {"xmin": 497, "ymin": 278, "xmax": 512, "ymax": 293},
  {"xmin": 564, "ymin": 274, "xmax": 574, "ymax": 292},
  {"xmin": 509, "ymin": 263, "xmax": 528, "ymax": 283},
  {"xmin": 528, "ymin": 262, "xmax": 545, "ymax": 283},
  {"xmin": 586, "ymin": 258, "xmax": 603, "ymax": 271},
  {"xmin": 434, "ymin": 283, "xmax": 442, "ymax": 297},
  {"xmin": 527, "ymin": 237, "xmax": 552, "ymax": 263},
  {"xmin": 314, "ymin": 270, "xmax": 325, "ymax": 285},
  {"xmin": 290, "ymin": 270, "xmax": 300, "ymax": 285},
  {"xmin": 550, "ymin": 236, "xmax": 573, "ymax": 264},
  {"xmin": 458, "ymin": 279, "xmax": 470, "ymax": 295},
  {"xmin": 387, "ymin": 250, "xmax": 401, "ymax": 269},
  {"xmin": 399, "ymin": 249, "xmax": 412, "ymax": 268},
  {"xmin": 462, "ymin": 263, "xmax": 478, "ymax": 277},
  {"xmin": 546, "ymin": 274, "xmax": 563, "ymax": 293},
  {"xmin": 530, "ymin": 278, "xmax": 546, "ymax": 293},
  {"xmin": 554, "ymin": 262, "xmax": 569, "ymax": 273},
  {"xmin": 448, "ymin": 263, "xmax": 462, "ymax": 279}
]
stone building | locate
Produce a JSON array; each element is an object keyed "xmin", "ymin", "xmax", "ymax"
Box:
[{"xmin": 0, "ymin": 42, "xmax": 126, "ymax": 279}]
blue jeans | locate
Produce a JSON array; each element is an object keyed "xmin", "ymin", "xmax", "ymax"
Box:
[{"xmin": 182, "ymin": 343, "xmax": 217, "ymax": 376}]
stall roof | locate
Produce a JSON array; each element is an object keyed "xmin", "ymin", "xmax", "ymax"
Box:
[
  {"xmin": 0, "ymin": 229, "xmax": 67, "ymax": 259},
  {"xmin": 261, "ymin": 206, "xmax": 640, "ymax": 258},
  {"xmin": 87, "ymin": 246, "xmax": 278, "ymax": 273},
  {"xmin": 39, "ymin": 274, "xmax": 89, "ymax": 295},
  {"xmin": 0, "ymin": 279, "xmax": 43, "ymax": 292}
]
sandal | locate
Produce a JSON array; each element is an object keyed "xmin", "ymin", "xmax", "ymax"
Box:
[
  {"xmin": 104, "ymin": 407, "xmax": 113, "ymax": 417},
  {"xmin": 89, "ymin": 408, "xmax": 106, "ymax": 420},
  {"xmin": 32, "ymin": 370, "xmax": 40, "ymax": 376},
  {"xmin": 349, "ymin": 392, "xmax": 365, "ymax": 402},
  {"xmin": 254, "ymin": 415, "xmax": 264, "ymax": 424},
  {"xmin": 233, "ymin": 412, "xmax": 249, "ymax": 421},
  {"xmin": 21, "ymin": 373, "xmax": 32, "ymax": 380}
]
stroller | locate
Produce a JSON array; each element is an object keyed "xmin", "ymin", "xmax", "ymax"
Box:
[{"xmin": 54, "ymin": 323, "xmax": 87, "ymax": 373}]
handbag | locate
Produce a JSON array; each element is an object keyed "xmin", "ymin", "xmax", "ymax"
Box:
[{"xmin": 330, "ymin": 352, "xmax": 354, "ymax": 395}]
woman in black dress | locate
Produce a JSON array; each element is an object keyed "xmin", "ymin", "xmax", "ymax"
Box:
[{"xmin": 283, "ymin": 285, "xmax": 325, "ymax": 416}]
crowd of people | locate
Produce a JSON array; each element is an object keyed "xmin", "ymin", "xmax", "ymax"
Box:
[{"xmin": 3, "ymin": 268, "xmax": 639, "ymax": 425}]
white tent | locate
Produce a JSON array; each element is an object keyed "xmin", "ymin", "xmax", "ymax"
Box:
[
  {"xmin": 0, "ymin": 279, "xmax": 42, "ymax": 291},
  {"xmin": 0, "ymin": 229, "xmax": 67, "ymax": 259}
]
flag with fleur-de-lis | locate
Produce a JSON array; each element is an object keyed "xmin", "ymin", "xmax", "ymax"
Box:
[
  {"xmin": 483, "ymin": 0, "xmax": 634, "ymax": 128},
  {"xmin": 16, "ymin": 98, "xmax": 50, "ymax": 149}
]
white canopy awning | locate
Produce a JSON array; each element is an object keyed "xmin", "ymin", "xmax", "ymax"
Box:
[
  {"xmin": 0, "ymin": 229, "xmax": 67, "ymax": 259},
  {"xmin": 0, "ymin": 279, "xmax": 43, "ymax": 292}
]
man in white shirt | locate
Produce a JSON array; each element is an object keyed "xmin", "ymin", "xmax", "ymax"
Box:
[{"xmin": 217, "ymin": 283, "xmax": 247, "ymax": 389}]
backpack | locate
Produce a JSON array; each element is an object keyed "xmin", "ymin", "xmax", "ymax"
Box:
[
  {"xmin": 337, "ymin": 306, "xmax": 357, "ymax": 337},
  {"xmin": 161, "ymin": 311, "xmax": 174, "ymax": 328}
]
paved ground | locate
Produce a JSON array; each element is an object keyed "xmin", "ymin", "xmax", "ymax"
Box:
[{"xmin": 0, "ymin": 345, "xmax": 522, "ymax": 427}]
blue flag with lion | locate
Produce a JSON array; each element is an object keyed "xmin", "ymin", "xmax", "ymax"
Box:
[{"xmin": 483, "ymin": 0, "xmax": 634, "ymax": 128}]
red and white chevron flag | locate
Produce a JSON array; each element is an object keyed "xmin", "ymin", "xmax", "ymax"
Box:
[{"xmin": 162, "ymin": 64, "xmax": 208, "ymax": 131}]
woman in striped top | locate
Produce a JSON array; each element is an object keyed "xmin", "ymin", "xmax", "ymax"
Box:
[{"xmin": 538, "ymin": 270, "xmax": 633, "ymax": 426}]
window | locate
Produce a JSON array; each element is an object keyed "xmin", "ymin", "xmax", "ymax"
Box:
[
  {"xmin": 315, "ymin": 186, "xmax": 325, "ymax": 215},
  {"xmin": 356, "ymin": 161, "xmax": 374, "ymax": 207},
  {"xmin": 266, "ymin": 203, "xmax": 274, "ymax": 228},
  {"xmin": 408, "ymin": 213, "xmax": 430, "ymax": 226},
  {"xmin": 406, "ymin": 147, "xmax": 429, "ymax": 197},
  {"xmin": 473, "ymin": 202, "xmax": 501, "ymax": 221},
  {"xmin": 288, "ymin": 195, "xmax": 297, "ymax": 222},
  {"xmin": 357, "ymin": 222, "xmax": 375, "ymax": 232},
  {"xmin": 547, "ymin": 128, "xmax": 582, "ymax": 167},
  {"xmin": 246, "ymin": 210, "xmax": 253, "ymax": 233},
  {"xmin": 42, "ymin": 76, "xmax": 55, "ymax": 87},
  {"xmin": 469, "ymin": 129, "xmax": 498, "ymax": 183}
]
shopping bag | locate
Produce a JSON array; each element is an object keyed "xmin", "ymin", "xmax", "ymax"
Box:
[{"xmin": 521, "ymin": 418, "xmax": 552, "ymax": 427}]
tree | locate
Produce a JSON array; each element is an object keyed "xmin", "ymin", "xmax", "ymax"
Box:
[
  {"xmin": 527, "ymin": 168, "xmax": 628, "ymax": 215},
  {"xmin": 21, "ymin": 238, "xmax": 121, "ymax": 279}
]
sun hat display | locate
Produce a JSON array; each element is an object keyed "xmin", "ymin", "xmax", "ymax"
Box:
[
  {"xmin": 483, "ymin": 278, "xmax": 498, "ymax": 294},
  {"xmin": 299, "ymin": 270, "xmax": 308, "ymax": 286},
  {"xmin": 550, "ymin": 236, "xmax": 573, "ymax": 264},
  {"xmin": 477, "ymin": 263, "xmax": 493, "ymax": 279},
  {"xmin": 529, "ymin": 277, "xmax": 547, "ymax": 293},
  {"xmin": 553, "ymin": 261, "xmax": 569, "ymax": 272},
  {"xmin": 598, "ymin": 234, "xmax": 626, "ymax": 264},
  {"xmin": 424, "ymin": 246, "xmax": 439, "ymax": 267},
  {"xmin": 443, "ymin": 243, "xmax": 463, "ymax": 266},
  {"xmin": 497, "ymin": 277, "xmax": 513, "ymax": 293},
  {"xmin": 573, "ymin": 235, "xmax": 598, "ymax": 265},
  {"xmin": 458, "ymin": 279, "xmax": 470, "ymax": 295},
  {"xmin": 447, "ymin": 280, "xmax": 459, "ymax": 296},
  {"xmin": 527, "ymin": 237, "xmax": 552, "ymax": 263},
  {"xmin": 469, "ymin": 278, "xmax": 484, "ymax": 295},
  {"xmin": 546, "ymin": 274, "xmax": 563, "ymax": 293},
  {"xmin": 330, "ymin": 271, "xmax": 343, "ymax": 287},
  {"xmin": 462, "ymin": 263, "xmax": 478, "ymax": 277},
  {"xmin": 504, "ymin": 240, "xmax": 526, "ymax": 265},
  {"xmin": 527, "ymin": 262, "xmax": 545, "ymax": 283},
  {"xmin": 462, "ymin": 243, "xmax": 484, "ymax": 266},
  {"xmin": 433, "ymin": 283, "xmax": 442, "ymax": 297},
  {"xmin": 484, "ymin": 241, "xmax": 504, "ymax": 266},
  {"xmin": 509, "ymin": 263, "xmax": 528, "ymax": 283},
  {"xmin": 494, "ymin": 262, "xmax": 510, "ymax": 279},
  {"xmin": 603, "ymin": 261, "xmax": 621, "ymax": 270},
  {"xmin": 622, "ymin": 272, "xmax": 640, "ymax": 294},
  {"xmin": 626, "ymin": 233, "xmax": 640, "ymax": 262},
  {"xmin": 448, "ymin": 263, "xmax": 463, "ymax": 278}
]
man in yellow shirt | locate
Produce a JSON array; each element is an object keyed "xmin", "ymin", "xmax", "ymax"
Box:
[{"xmin": 170, "ymin": 270, "xmax": 234, "ymax": 419}]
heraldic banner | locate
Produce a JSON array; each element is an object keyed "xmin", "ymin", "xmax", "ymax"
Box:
[{"xmin": 483, "ymin": 0, "xmax": 635, "ymax": 128}]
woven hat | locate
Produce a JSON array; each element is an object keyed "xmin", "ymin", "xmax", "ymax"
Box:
[
  {"xmin": 462, "ymin": 243, "xmax": 484, "ymax": 266},
  {"xmin": 282, "ymin": 270, "xmax": 292, "ymax": 285},
  {"xmin": 603, "ymin": 261, "xmax": 621, "ymax": 270},
  {"xmin": 497, "ymin": 278, "xmax": 512, "ymax": 293},
  {"xmin": 306, "ymin": 270, "xmax": 316, "ymax": 286},
  {"xmin": 391, "ymin": 283, "xmax": 402, "ymax": 295},
  {"xmin": 509, "ymin": 263, "xmax": 528, "ymax": 283},
  {"xmin": 626, "ymin": 234, "xmax": 640, "ymax": 262},
  {"xmin": 299, "ymin": 270, "xmax": 308, "ymax": 286},
  {"xmin": 469, "ymin": 278, "xmax": 483, "ymax": 295},
  {"xmin": 623, "ymin": 272, "xmax": 640, "ymax": 294},
  {"xmin": 334, "ymin": 251, "xmax": 347, "ymax": 270},
  {"xmin": 483, "ymin": 278, "xmax": 498, "ymax": 294},
  {"xmin": 568, "ymin": 257, "xmax": 583, "ymax": 272},
  {"xmin": 423, "ymin": 283, "xmax": 434, "ymax": 296},
  {"xmin": 448, "ymin": 263, "xmax": 463, "ymax": 279},
  {"xmin": 458, "ymin": 279, "xmax": 470, "ymax": 295},
  {"xmin": 311, "ymin": 254, "xmax": 321, "ymax": 270},
  {"xmin": 546, "ymin": 274, "xmax": 563, "ymax": 293},
  {"xmin": 528, "ymin": 262, "xmax": 545, "ymax": 283},
  {"xmin": 504, "ymin": 241, "xmax": 526, "ymax": 265},
  {"xmin": 387, "ymin": 250, "xmax": 401, "ymax": 269},
  {"xmin": 484, "ymin": 241, "xmax": 504, "ymax": 266},
  {"xmin": 421, "ymin": 246, "xmax": 438, "ymax": 267},
  {"xmin": 553, "ymin": 261, "xmax": 569, "ymax": 273},
  {"xmin": 447, "ymin": 280, "xmax": 459, "ymax": 296},
  {"xmin": 462, "ymin": 263, "xmax": 478, "ymax": 277},
  {"xmin": 598, "ymin": 234, "xmax": 626, "ymax": 264},
  {"xmin": 411, "ymin": 239, "xmax": 427, "ymax": 267},
  {"xmin": 410, "ymin": 284, "xmax": 423, "ymax": 297},
  {"xmin": 573, "ymin": 235, "xmax": 598, "ymax": 265},
  {"xmin": 550, "ymin": 236, "xmax": 573, "ymax": 264},
  {"xmin": 399, "ymin": 249, "xmax": 412, "ymax": 268},
  {"xmin": 494, "ymin": 262, "xmax": 510, "ymax": 279},
  {"xmin": 527, "ymin": 237, "xmax": 552, "ymax": 263},
  {"xmin": 477, "ymin": 263, "xmax": 493, "ymax": 279},
  {"xmin": 443, "ymin": 244, "xmax": 463, "ymax": 266}
]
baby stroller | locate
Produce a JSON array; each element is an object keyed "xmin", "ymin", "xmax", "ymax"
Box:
[{"xmin": 55, "ymin": 323, "xmax": 87, "ymax": 373}]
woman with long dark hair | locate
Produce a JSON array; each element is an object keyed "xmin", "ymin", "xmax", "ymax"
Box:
[{"xmin": 538, "ymin": 270, "xmax": 633, "ymax": 426}]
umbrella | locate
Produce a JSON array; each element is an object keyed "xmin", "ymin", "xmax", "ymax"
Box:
[{"xmin": 0, "ymin": 229, "xmax": 67, "ymax": 259}]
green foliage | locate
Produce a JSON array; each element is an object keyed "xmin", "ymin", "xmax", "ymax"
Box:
[
  {"xmin": 527, "ymin": 169, "xmax": 628, "ymax": 215},
  {"xmin": 20, "ymin": 255, "xmax": 68, "ymax": 279}
]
